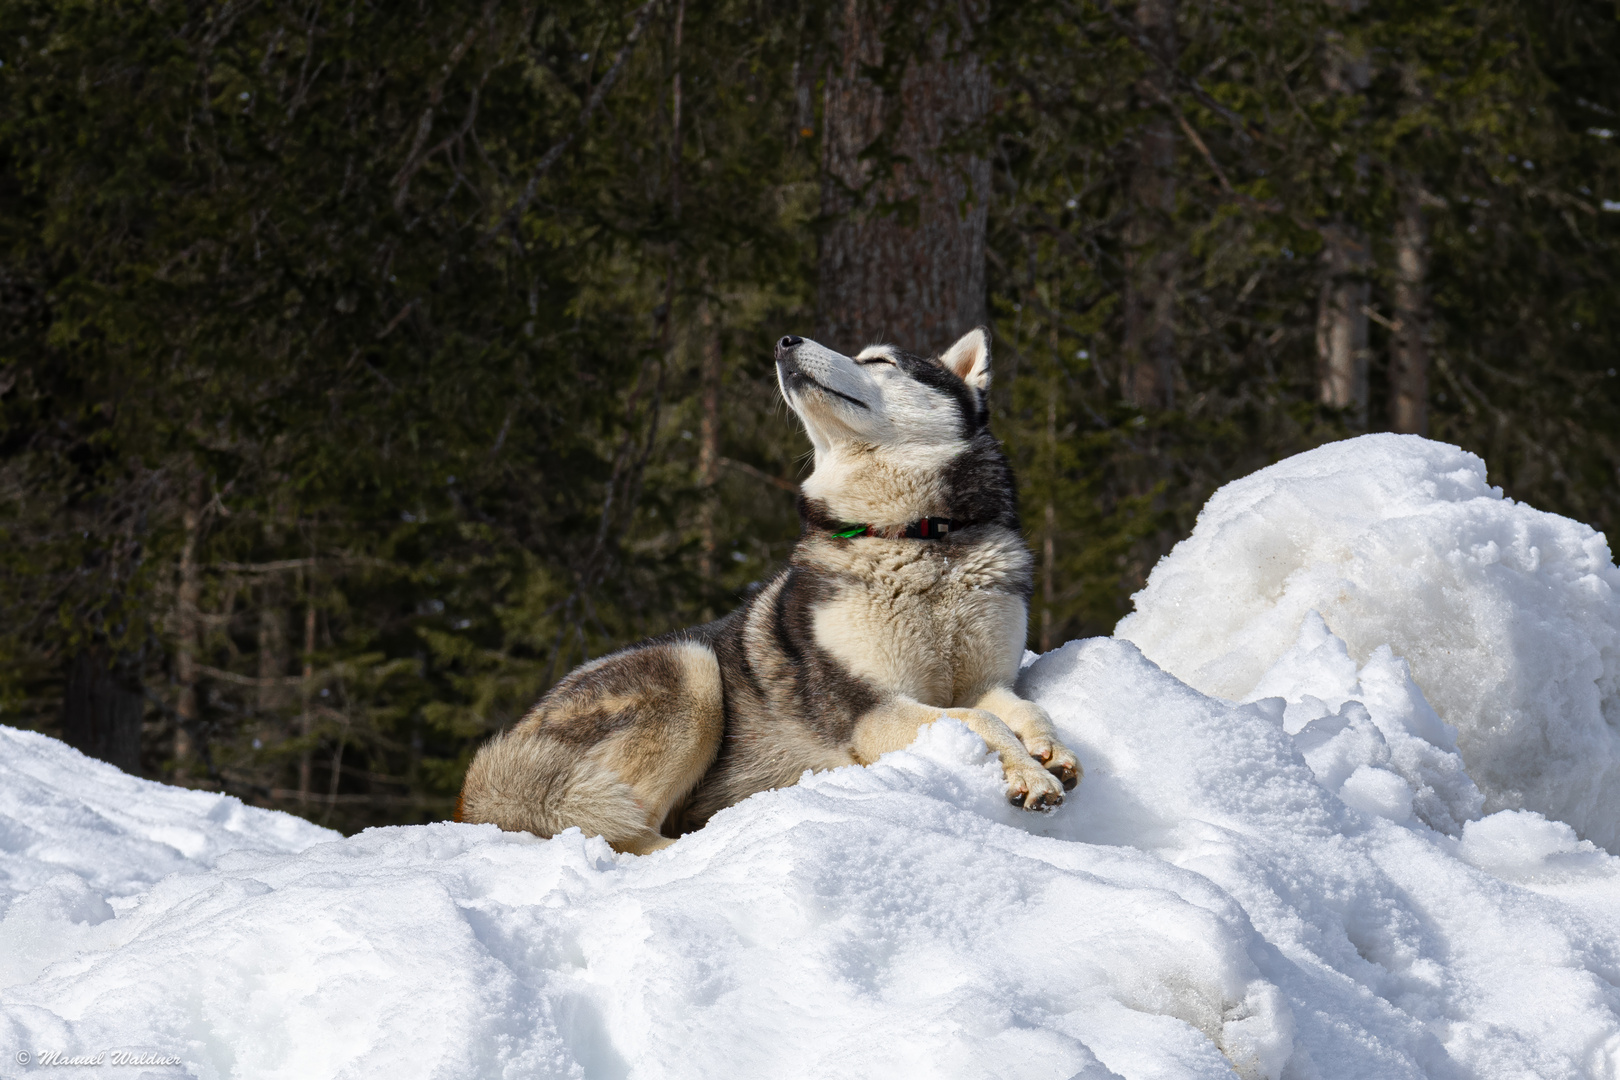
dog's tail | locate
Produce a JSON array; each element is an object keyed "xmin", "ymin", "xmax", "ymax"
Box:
[{"xmin": 455, "ymin": 729, "xmax": 663, "ymax": 853}]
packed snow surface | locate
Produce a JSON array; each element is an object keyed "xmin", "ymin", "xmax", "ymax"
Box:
[{"xmin": 4, "ymin": 435, "xmax": 1620, "ymax": 1079}]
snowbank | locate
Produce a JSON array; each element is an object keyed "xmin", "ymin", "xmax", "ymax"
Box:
[
  {"xmin": 5, "ymin": 646, "xmax": 1620, "ymax": 1078},
  {"xmin": 2, "ymin": 435, "xmax": 1619, "ymax": 1079},
  {"xmin": 1118, "ymin": 433, "xmax": 1620, "ymax": 852},
  {"xmin": 0, "ymin": 726, "xmax": 334, "ymax": 989}
]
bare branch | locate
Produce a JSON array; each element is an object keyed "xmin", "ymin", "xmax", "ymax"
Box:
[
  {"xmin": 195, "ymin": 662, "xmax": 310, "ymax": 688},
  {"xmin": 212, "ymin": 558, "xmax": 320, "ymax": 573},
  {"xmin": 209, "ymin": 555, "xmax": 389, "ymax": 574},
  {"xmin": 376, "ymin": 300, "xmax": 416, "ymax": 339},
  {"xmin": 1361, "ymin": 304, "xmax": 1404, "ymax": 333},
  {"xmin": 718, "ymin": 456, "xmax": 799, "ymax": 493},
  {"xmin": 391, "ymin": 4, "xmax": 496, "ymax": 210}
]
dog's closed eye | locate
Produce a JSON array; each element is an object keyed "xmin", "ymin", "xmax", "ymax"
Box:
[{"xmin": 853, "ymin": 345, "xmax": 897, "ymax": 365}]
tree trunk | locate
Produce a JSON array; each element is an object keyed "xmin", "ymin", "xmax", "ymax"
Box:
[
  {"xmin": 63, "ymin": 645, "xmax": 144, "ymax": 773},
  {"xmin": 698, "ymin": 300, "xmax": 722, "ymax": 588},
  {"xmin": 1390, "ymin": 193, "xmax": 1429, "ymax": 436},
  {"xmin": 299, "ymin": 572, "xmax": 316, "ymax": 802},
  {"xmin": 1122, "ymin": 0, "xmax": 1179, "ymax": 411},
  {"xmin": 1316, "ymin": 27, "xmax": 1372, "ymax": 427},
  {"xmin": 1041, "ymin": 499, "xmax": 1055, "ymax": 653},
  {"xmin": 817, "ymin": 0, "xmax": 990, "ymax": 354},
  {"xmin": 258, "ymin": 585, "xmax": 289, "ymax": 712},
  {"xmin": 1316, "ymin": 225, "xmax": 1370, "ymax": 426},
  {"xmin": 174, "ymin": 476, "xmax": 205, "ymax": 766},
  {"xmin": 1040, "ymin": 394, "xmax": 1057, "ymax": 653}
]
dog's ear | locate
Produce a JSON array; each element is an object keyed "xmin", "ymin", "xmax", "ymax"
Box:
[{"xmin": 940, "ymin": 328, "xmax": 991, "ymax": 393}]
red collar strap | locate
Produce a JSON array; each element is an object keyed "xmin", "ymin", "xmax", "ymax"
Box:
[{"xmin": 831, "ymin": 517, "xmax": 955, "ymax": 540}]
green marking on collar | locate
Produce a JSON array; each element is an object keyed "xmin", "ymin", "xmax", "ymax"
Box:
[{"xmin": 831, "ymin": 525, "xmax": 868, "ymax": 539}]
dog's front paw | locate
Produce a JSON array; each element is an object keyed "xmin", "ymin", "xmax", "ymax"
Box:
[
  {"xmin": 1006, "ymin": 762, "xmax": 1066, "ymax": 812},
  {"xmin": 1044, "ymin": 742, "xmax": 1082, "ymax": 791},
  {"xmin": 1021, "ymin": 736, "xmax": 1083, "ymax": 792}
]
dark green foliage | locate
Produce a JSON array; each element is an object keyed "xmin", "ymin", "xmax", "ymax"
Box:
[
  {"xmin": 984, "ymin": 0, "xmax": 1620, "ymax": 643},
  {"xmin": 0, "ymin": 0, "xmax": 820, "ymax": 826},
  {"xmin": 1, "ymin": 0, "xmax": 1615, "ymax": 831}
]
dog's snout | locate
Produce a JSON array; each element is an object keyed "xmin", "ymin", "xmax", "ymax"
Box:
[{"xmin": 775, "ymin": 335, "xmax": 804, "ymax": 358}]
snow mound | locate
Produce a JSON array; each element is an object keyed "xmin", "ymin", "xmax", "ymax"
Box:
[
  {"xmin": 0, "ymin": 724, "xmax": 333, "ymax": 914},
  {"xmin": 4, "ymin": 639, "xmax": 1620, "ymax": 1078},
  {"xmin": 1117, "ymin": 433, "xmax": 1620, "ymax": 852},
  {"xmin": 0, "ymin": 725, "xmax": 335, "ymax": 989}
]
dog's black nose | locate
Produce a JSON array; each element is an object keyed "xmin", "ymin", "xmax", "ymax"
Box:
[{"xmin": 777, "ymin": 335, "xmax": 803, "ymax": 351}]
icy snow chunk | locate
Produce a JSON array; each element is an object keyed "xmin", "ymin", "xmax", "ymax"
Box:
[
  {"xmin": 1243, "ymin": 612, "xmax": 1482, "ymax": 833},
  {"xmin": 1459, "ymin": 810, "xmax": 1619, "ymax": 885},
  {"xmin": 1337, "ymin": 763, "xmax": 1415, "ymax": 824},
  {"xmin": 1118, "ymin": 433, "xmax": 1620, "ymax": 852},
  {"xmin": 1294, "ymin": 703, "xmax": 1392, "ymax": 783},
  {"xmin": 1248, "ymin": 610, "xmax": 1362, "ymax": 713}
]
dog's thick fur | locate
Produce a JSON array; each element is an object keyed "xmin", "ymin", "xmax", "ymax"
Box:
[{"xmin": 457, "ymin": 328, "xmax": 1081, "ymax": 853}]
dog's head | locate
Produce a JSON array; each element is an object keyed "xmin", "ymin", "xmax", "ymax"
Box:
[{"xmin": 775, "ymin": 328, "xmax": 1018, "ymax": 533}]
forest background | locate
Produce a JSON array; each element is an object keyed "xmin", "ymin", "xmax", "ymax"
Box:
[{"xmin": 2, "ymin": 0, "xmax": 1616, "ymax": 832}]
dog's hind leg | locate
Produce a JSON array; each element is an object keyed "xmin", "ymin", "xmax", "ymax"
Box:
[
  {"xmin": 458, "ymin": 639, "xmax": 725, "ymax": 854},
  {"xmin": 456, "ymin": 731, "xmax": 651, "ymax": 848},
  {"xmin": 586, "ymin": 640, "xmax": 726, "ymax": 851}
]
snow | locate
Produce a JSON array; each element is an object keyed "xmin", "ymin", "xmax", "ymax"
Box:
[
  {"xmin": 3, "ymin": 435, "xmax": 1620, "ymax": 1079},
  {"xmin": 0, "ymin": 726, "xmax": 333, "ymax": 990},
  {"xmin": 1118, "ymin": 433, "xmax": 1620, "ymax": 853}
]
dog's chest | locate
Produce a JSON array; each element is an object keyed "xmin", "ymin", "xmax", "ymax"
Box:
[{"xmin": 811, "ymin": 540, "xmax": 1029, "ymax": 707}]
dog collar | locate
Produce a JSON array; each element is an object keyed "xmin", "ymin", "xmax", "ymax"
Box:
[{"xmin": 831, "ymin": 517, "xmax": 955, "ymax": 540}]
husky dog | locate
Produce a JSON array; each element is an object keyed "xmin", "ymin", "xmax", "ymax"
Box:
[{"xmin": 457, "ymin": 328, "xmax": 1081, "ymax": 853}]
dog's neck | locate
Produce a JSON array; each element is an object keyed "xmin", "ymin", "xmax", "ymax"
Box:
[
  {"xmin": 799, "ymin": 444, "xmax": 957, "ymax": 522},
  {"xmin": 795, "ymin": 433, "xmax": 1021, "ymax": 538}
]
